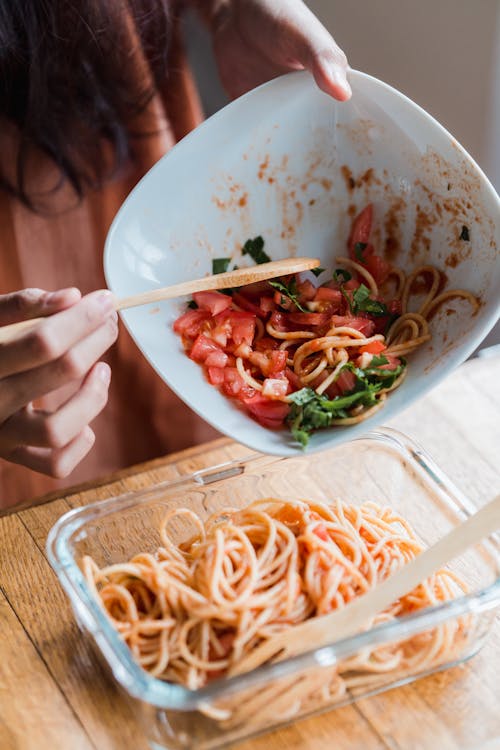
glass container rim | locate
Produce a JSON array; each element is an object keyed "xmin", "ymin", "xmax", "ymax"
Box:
[{"xmin": 46, "ymin": 427, "xmax": 500, "ymax": 710}]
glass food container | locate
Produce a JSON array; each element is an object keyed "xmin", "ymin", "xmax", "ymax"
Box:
[{"xmin": 47, "ymin": 428, "xmax": 500, "ymax": 750}]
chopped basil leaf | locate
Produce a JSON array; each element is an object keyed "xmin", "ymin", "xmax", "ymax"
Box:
[
  {"xmin": 269, "ymin": 278, "xmax": 308, "ymax": 313},
  {"xmin": 212, "ymin": 257, "xmax": 231, "ymax": 274},
  {"xmin": 242, "ymin": 236, "xmax": 270, "ymax": 264},
  {"xmin": 333, "ymin": 268, "xmax": 352, "ymax": 283},
  {"xmin": 287, "ymin": 359, "xmax": 407, "ymax": 446},
  {"xmin": 369, "ymin": 354, "xmax": 389, "ymax": 367},
  {"xmin": 187, "ymin": 300, "xmax": 198, "ymax": 309},
  {"xmin": 459, "ymin": 225, "xmax": 470, "ymax": 241},
  {"xmin": 354, "ymin": 242, "xmax": 367, "ymax": 262},
  {"xmin": 351, "ymin": 284, "xmax": 388, "ymax": 316},
  {"xmin": 311, "ymin": 267, "xmax": 325, "ymax": 278}
]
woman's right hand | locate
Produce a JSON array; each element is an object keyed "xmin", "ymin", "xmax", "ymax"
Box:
[{"xmin": 0, "ymin": 287, "xmax": 118, "ymax": 478}]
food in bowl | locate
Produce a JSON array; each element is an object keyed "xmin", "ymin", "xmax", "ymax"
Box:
[
  {"xmin": 174, "ymin": 206, "xmax": 479, "ymax": 446},
  {"xmin": 83, "ymin": 495, "xmax": 470, "ymax": 719}
]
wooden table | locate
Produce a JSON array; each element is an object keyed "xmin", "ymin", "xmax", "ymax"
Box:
[{"xmin": 1, "ymin": 355, "xmax": 499, "ymax": 750}]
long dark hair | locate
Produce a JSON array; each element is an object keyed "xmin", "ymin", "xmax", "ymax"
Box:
[{"xmin": 0, "ymin": 0, "xmax": 171, "ymax": 210}]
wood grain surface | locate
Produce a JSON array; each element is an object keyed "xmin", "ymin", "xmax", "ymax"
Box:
[{"xmin": 1, "ymin": 355, "xmax": 499, "ymax": 750}]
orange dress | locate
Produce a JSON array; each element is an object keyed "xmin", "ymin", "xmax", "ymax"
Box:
[{"xmin": 0, "ymin": 17, "xmax": 219, "ymax": 509}]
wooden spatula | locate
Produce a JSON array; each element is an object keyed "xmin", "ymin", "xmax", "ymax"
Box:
[
  {"xmin": 0, "ymin": 257, "xmax": 320, "ymax": 344},
  {"xmin": 229, "ymin": 492, "xmax": 500, "ymax": 677}
]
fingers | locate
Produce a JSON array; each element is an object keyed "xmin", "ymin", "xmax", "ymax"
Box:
[
  {"xmin": 0, "ymin": 362, "xmax": 111, "ymax": 449},
  {"xmin": 0, "ymin": 290, "xmax": 115, "ymax": 378},
  {"xmin": 0, "ymin": 312, "xmax": 118, "ymax": 420},
  {"xmin": 274, "ymin": 0, "xmax": 352, "ymax": 101},
  {"xmin": 311, "ymin": 51, "xmax": 352, "ymax": 102},
  {"xmin": 292, "ymin": 7, "xmax": 351, "ymax": 101},
  {"xmin": 7, "ymin": 426, "xmax": 96, "ymax": 479},
  {"xmin": 0, "ymin": 287, "xmax": 81, "ymax": 326}
]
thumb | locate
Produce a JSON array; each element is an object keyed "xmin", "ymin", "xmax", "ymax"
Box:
[
  {"xmin": 287, "ymin": 3, "xmax": 352, "ymax": 101},
  {"xmin": 0, "ymin": 287, "xmax": 81, "ymax": 326}
]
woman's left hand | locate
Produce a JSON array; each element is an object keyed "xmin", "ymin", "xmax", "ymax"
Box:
[{"xmin": 206, "ymin": 0, "xmax": 351, "ymax": 102}]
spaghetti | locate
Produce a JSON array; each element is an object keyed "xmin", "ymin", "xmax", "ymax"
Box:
[
  {"xmin": 83, "ymin": 496, "xmax": 469, "ymax": 723},
  {"xmin": 173, "ymin": 205, "xmax": 479, "ymax": 445}
]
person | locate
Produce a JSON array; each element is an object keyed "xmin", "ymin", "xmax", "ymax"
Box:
[{"xmin": 0, "ymin": 0, "xmax": 350, "ymax": 509}]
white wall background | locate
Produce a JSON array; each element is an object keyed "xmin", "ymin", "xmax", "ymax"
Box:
[
  {"xmin": 308, "ymin": 0, "xmax": 500, "ymax": 191},
  {"xmin": 184, "ymin": 0, "xmax": 500, "ymax": 350}
]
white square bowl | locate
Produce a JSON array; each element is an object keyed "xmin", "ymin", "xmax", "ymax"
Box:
[{"xmin": 104, "ymin": 70, "xmax": 500, "ymax": 456}]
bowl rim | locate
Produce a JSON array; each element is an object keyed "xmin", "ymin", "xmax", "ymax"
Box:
[{"xmin": 103, "ymin": 69, "xmax": 500, "ymax": 457}]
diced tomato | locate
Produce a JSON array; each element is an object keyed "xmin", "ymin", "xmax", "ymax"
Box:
[
  {"xmin": 233, "ymin": 343, "xmax": 252, "ymax": 358},
  {"xmin": 189, "ymin": 334, "xmax": 223, "ymax": 363},
  {"xmin": 359, "ymin": 340, "xmax": 386, "ymax": 355},
  {"xmin": 222, "ymin": 367, "xmax": 255, "ymax": 398},
  {"xmin": 313, "ymin": 523, "xmax": 329, "ymax": 542},
  {"xmin": 343, "ymin": 279, "xmax": 361, "ymax": 292},
  {"xmin": 262, "ymin": 378, "xmax": 288, "ymax": 399},
  {"xmin": 288, "ymin": 311, "xmax": 332, "ymax": 327},
  {"xmin": 285, "ymin": 367, "xmax": 301, "ymax": 391},
  {"xmin": 232, "ymin": 316, "xmax": 256, "ymax": 347},
  {"xmin": 248, "ymin": 349, "xmax": 287, "ymax": 377},
  {"xmin": 363, "ymin": 253, "xmax": 391, "ymax": 285},
  {"xmin": 331, "ymin": 315, "xmax": 375, "ymax": 337},
  {"xmin": 214, "ymin": 310, "xmax": 256, "ymax": 348},
  {"xmin": 192, "ymin": 291, "xmax": 232, "ymax": 316},
  {"xmin": 269, "ymin": 311, "xmax": 289, "ymax": 332},
  {"xmin": 173, "ymin": 309, "xmax": 211, "ymax": 338},
  {"xmin": 241, "ymin": 393, "xmax": 290, "ymax": 428},
  {"xmin": 205, "ymin": 350, "xmax": 229, "ymax": 368},
  {"xmin": 232, "ymin": 292, "xmax": 266, "ymax": 318},
  {"xmin": 336, "ymin": 369, "xmax": 357, "ymax": 394},
  {"xmin": 314, "ymin": 287, "xmax": 343, "ymax": 306},
  {"xmin": 254, "ymin": 336, "xmax": 280, "ymax": 352},
  {"xmin": 295, "ymin": 279, "xmax": 317, "ymax": 301},
  {"xmin": 378, "ymin": 355, "xmax": 401, "ymax": 371},
  {"xmin": 238, "ymin": 281, "xmax": 272, "ymax": 298},
  {"xmin": 268, "ymin": 350, "xmax": 287, "ymax": 376},
  {"xmin": 349, "ymin": 204, "xmax": 373, "ymax": 256},
  {"xmin": 259, "ymin": 296, "xmax": 275, "ymax": 314},
  {"xmin": 388, "ymin": 299, "xmax": 402, "ymax": 316},
  {"xmin": 207, "ymin": 367, "xmax": 225, "ymax": 385}
]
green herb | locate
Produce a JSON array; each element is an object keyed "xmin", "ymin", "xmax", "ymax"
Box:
[
  {"xmin": 351, "ymin": 284, "xmax": 388, "ymax": 316},
  {"xmin": 311, "ymin": 267, "xmax": 325, "ymax": 278},
  {"xmin": 354, "ymin": 242, "xmax": 367, "ymax": 262},
  {"xmin": 212, "ymin": 257, "xmax": 231, "ymax": 275},
  {"xmin": 333, "ymin": 268, "xmax": 352, "ymax": 284},
  {"xmin": 369, "ymin": 354, "xmax": 389, "ymax": 367},
  {"xmin": 187, "ymin": 300, "xmax": 198, "ymax": 309},
  {"xmin": 242, "ymin": 236, "xmax": 270, "ymax": 265},
  {"xmin": 286, "ymin": 359, "xmax": 406, "ymax": 446},
  {"xmin": 459, "ymin": 225, "xmax": 470, "ymax": 241},
  {"xmin": 269, "ymin": 278, "xmax": 308, "ymax": 313}
]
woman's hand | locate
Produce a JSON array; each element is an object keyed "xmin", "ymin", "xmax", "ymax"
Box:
[
  {"xmin": 0, "ymin": 287, "xmax": 118, "ymax": 478},
  {"xmin": 207, "ymin": 0, "xmax": 351, "ymax": 101}
]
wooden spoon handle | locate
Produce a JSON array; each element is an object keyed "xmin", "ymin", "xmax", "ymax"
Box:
[
  {"xmin": 230, "ymin": 492, "xmax": 500, "ymax": 676},
  {"xmin": 114, "ymin": 257, "xmax": 320, "ymax": 311},
  {"xmin": 0, "ymin": 257, "xmax": 320, "ymax": 344}
]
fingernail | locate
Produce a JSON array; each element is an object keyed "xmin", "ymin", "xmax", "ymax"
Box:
[
  {"xmin": 96, "ymin": 362, "xmax": 111, "ymax": 384},
  {"xmin": 331, "ymin": 68, "xmax": 352, "ymax": 99},
  {"xmin": 96, "ymin": 290, "xmax": 115, "ymax": 312}
]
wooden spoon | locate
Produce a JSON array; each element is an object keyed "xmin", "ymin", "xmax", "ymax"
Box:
[
  {"xmin": 0, "ymin": 257, "xmax": 320, "ymax": 344},
  {"xmin": 229, "ymin": 492, "xmax": 500, "ymax": 677}
]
